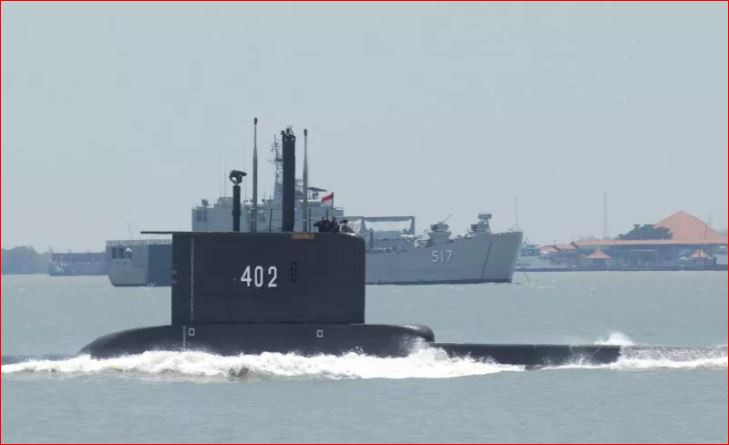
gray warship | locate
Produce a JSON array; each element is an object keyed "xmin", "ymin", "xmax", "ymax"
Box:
[{"xmin": 107, "ymin": 125, "xmax": 522, "ymax": 286}]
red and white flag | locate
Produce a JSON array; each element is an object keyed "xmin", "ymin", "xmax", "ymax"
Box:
[{"xmin": 321, "ymin": 192, "xmax": 334, "ymax": 208}]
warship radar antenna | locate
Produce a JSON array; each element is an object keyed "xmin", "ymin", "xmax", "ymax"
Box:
[{"xmin": 269, "ymin": 136, "xmax": 283, "ymax": 208}]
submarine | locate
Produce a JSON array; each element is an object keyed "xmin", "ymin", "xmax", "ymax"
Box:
[{"xmin": 82, "ymin": 126, "xmax": 621, "ymax": 367}]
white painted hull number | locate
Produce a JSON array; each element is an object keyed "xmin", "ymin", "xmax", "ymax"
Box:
[
  {"xmin": 240, "ymin": 265, "xmax": 278, "ymax": 288},
  {"xmin": 431, "ymin": 250, "xmax": 453, "ymax": 264}
]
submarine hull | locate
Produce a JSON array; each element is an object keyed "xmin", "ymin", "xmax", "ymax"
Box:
[
  {"xmin": 432, "ymin": 343, "xmax": 621, "ymax": 366},
  {"xmin": 80, "ymin": 324, "xmax": 435, "ymax": 359},
  {"xmin": 80, "ymin": 324, "xmax": 621, "ymax": 366}
]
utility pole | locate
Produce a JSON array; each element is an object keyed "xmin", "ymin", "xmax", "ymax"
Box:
[{"xmin": 603, "ymin": 191, "xmax": 608, "ymax": 239}]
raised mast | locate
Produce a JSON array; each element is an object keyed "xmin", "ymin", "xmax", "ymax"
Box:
[
  {"xmin": 251, "ymin": 117, "xmax": 258, "ymax": 232},
  {"xmin": 281, "ymin": 127, "xmax": 296, "ymax": 232},
  {"xmin": 303, "ymin": 129, "xmax": 309, "ymax": 232}
]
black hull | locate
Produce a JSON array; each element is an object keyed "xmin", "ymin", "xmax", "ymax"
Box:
[
  {"xmin": 368, "ymin": 278, "xmax": 512, "ymax": 285},
  {"xmin": 80, "ymin": 324, "xmax": 621, "ymax": 366},
  {"xmin": 433, "ymin": 342, "xmax": 621, "ymax": 366},
  {"xmin": 518, "ymin": 266, "xmax": 728, "ymax": 272},
  {"xmin": 80, "ymin": 324, "xmax": 435, "ymax": 359}
]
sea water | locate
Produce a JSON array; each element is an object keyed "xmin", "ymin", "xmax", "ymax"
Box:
[{"xmin": 2, "ymin": 272, "xmax": 726, "ymax": 443}]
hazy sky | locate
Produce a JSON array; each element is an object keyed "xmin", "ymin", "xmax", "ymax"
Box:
[{"xmin": 2, "ymin": 2, "xmax": 727, "ymax": 251}]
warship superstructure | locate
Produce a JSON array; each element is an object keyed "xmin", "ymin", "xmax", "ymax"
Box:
[{"xmin": 106, "ymin": 125, "xmax": 522, "ymax": 286}]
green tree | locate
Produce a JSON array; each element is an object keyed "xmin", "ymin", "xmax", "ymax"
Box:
[
  {"xmin": 617, "ymin": 224, "xmax": 672, "ymax": 240},
  {"xmin": 2, "ymin": 246, "xmax": 48, "ymax": 274}
]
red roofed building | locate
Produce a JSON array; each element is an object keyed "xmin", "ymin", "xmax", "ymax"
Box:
[
  {"xmin": 575, "ymin": 211, "xmax": 727, "ymax": 249},
  {"xmin": 583, "ymin": 248, "xmax": 612, "ymax": 269},
  {"xmin": 539, "ymin": 211, "xmax": 727, "ymax": 271},
  {"xmin": 585, "ymin": 248, "xmax": 612, "ymax": 260},
  {"xmin": 654, "ymin": 211, "xmax": 726, "ymax": 242}
]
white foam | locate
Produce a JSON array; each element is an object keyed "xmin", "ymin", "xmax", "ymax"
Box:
[
  {"xmin": 551, "ymin": 346, "xmax": 728, "ymax": 371},
  {"xmin": 4, "ymin": 344, "xmax": 725, "ymax": 381},
  {"xmin": 612, "ymin": 346, "xmax": 728, "ymax": 370},
  {"xmin": 586, "ymin": 333, "xmax": 727, "ymax": 370},
  {"xmin": 593, "ymin": 331, "xmax": 636, "ymax": 346},
  {"xmin": 1, "ymin": 346, "xmax": 522, "ymax": 381},
  {"xmin": 608, "ymin": 356, "xmax": 727, "ymax": 370}
]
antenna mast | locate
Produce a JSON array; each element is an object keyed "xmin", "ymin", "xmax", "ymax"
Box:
[
  {"xmin": 251, "ymin": 118, "xmax": 259, "ymax": 232},
  {"xmin": 303, "ymin": 129, "xmax": 309, "ymax": 232},
  {"xmin": 219, "ymin": 156, "xmax": 223, "ymax": 198},
  {"xmin": 222, "ymin": 155, "xmax": 227, "ymax": 198}
]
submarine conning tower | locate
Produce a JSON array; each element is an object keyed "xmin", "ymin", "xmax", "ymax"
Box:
[
  {"xmin": 171, "ymin": 231, "xmax": 365, "ymax": 324},
  {"xmin": 173, "ymin": 126, "xmax": 364, "ymax": 325}
]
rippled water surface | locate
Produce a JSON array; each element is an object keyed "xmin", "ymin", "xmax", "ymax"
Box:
[{"xmin": 2, "ymin": 272, "xmax": 727, "ymax": 443}]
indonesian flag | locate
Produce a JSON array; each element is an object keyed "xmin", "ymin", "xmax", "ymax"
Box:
[{"xmin": 321, "ymin": 192, "xmax": 334, "ymax": 207}]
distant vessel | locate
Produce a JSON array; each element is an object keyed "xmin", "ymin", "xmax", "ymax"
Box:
[
  {"xmin": 714, "ymin": 246, "xmax": 728, "ymax": 269},
  {"xmin": 107, "ymin": 131, "xmax": 522, "ymax": 286},
  {"xmin": 515, "ymin": 242, "xmax": 569, "ymax": 272},
  {"xmin": 107, "ymin": 240, "xmax": 172, "ymax": 286},
  {"xmin": 48, "ymin": 252, "xmax": 107, "ymax": 276},
  {"xmin": 357, "ymin": 214, "xmax": 521, "ymax": 284}
]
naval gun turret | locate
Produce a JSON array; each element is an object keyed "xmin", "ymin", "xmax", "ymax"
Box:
[{"xmin": 81, "ymin": 125, "xmax": 620, "ymax": 366}]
